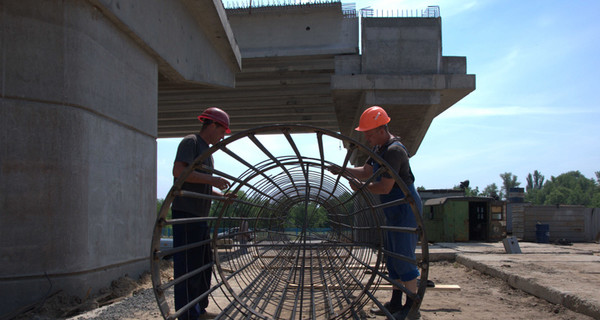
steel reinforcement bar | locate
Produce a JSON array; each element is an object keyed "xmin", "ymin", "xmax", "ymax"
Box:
[{"xmin": 151, "ymin": 125, "xmax": 428, "ymax": 319}]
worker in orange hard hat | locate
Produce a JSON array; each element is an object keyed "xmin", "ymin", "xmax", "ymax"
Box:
[
  {"xmin": 171, "ymin": 106, "xmax": 235, "ymax": 319},
  {"xmin": 328, "ymin": 106, "xmax": 423, "ymax": 319},
  {"xmin": 354, "ymin": 105, "xmax": 391, "ymax": 131}
]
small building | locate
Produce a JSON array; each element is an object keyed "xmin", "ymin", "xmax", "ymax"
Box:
[
  {"xmin": 512, "ymin": 204, "xmax": 599, "ymax": 242},
  {"xmin": 423, "ymin": 197, "xmax": 506, "ymax": 242},
  {"xmin": 419, "ymin": 189, "xmax": 465, "ymax": 205}
]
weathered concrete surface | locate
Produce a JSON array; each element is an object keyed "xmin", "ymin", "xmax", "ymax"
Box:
[
  {"xmin": 0, "ymin": 1, "xmax": 157, "ymax": 317},
  {"xmin": 332, "ymin": 16, "xmax": 475, "ymax": 160},
  {"xmin": 0, "ymin": 0, "xmax": 240, "ymax": 317},
  {"xmin": 0, "ymin": 1, "xmax": 474, "ymax": 318},
  {"xmin": 89, "ymin": 0, "xmax": 241, "ymax": 86},
  {"xmin": 361, "ymin": 18, "xmax": 441, "ymax": 75},
  {"xmin": 227, "ymin": 3, "xmax": 357, "ymax": 58},
  {"xmin": 428, "ymin": 242, "xmax": 600, "ymax": 319},
  {"xmin": 157, "ymin": 3, "xmax": 476, "ymax": 162}
]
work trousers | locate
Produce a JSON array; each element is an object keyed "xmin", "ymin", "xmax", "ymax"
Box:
[
  {"xmin": 381, "ymin": 184, "xmax": 422, "ymax": 281},
  {"xmin": 172, "ymin": 210, "xmax": 212, "ymax": 320}
]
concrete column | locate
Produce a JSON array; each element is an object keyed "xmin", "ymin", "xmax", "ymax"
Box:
[{"xmin": 0, "ymin": 1, "xmax": 157, "ymax": 316}]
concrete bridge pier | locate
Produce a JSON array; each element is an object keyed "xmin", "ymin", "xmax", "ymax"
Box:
[
  {"xmin": 0, "ymin": 1, "xmax": 158, "ymax": 314},
  {"xmin": 2, "ymin": 0, "xmax": 241, "ymax": 313}
]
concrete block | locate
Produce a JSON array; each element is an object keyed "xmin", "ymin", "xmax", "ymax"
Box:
[
  {"xmin": 442, "ymin": 56, "xmax": 467, "ymax": 74},
  {"xmin": 503, "ymin": 236, "xmax": 522, "ymax": 254},
  {"xmin": 361, "ymin": 18, "xmax": 441, "ymax": 74},
  {"xmin": 227, "ymin": 4, "xmax": 358, "ymax": 58}
]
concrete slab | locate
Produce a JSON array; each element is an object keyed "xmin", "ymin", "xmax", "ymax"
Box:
[
  {"xmin": 451, "ymin": 243, "xmax": 600, "ymax": 319},
  {"xmin": 432, "ymin": 241, "xmax": 599, "ymax": 255}
]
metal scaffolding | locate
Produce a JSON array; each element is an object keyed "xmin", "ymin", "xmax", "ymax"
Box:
[{"xmin": 151, "ymin": 125, "xmax": 429, "ymax": 319}]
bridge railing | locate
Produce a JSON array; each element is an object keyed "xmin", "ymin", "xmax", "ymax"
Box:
[
  {"xmin": 360, "ymin": 5, "xmax": 440, "ymax": 18},
  {"xmin": 223, "ymin": 1, "xmax": 439, "ymax": 19}
]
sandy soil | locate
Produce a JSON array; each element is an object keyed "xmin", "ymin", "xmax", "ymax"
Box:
[
  {"xmin": 371, "ymin": 261, "xmax": 593, "ymax": 320},
  {"xmin": 14, "ymin": 260, "xmax": 592, "ymax": 320}
]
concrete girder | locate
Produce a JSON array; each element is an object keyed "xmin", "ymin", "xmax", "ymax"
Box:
[
  {"xmin": 158, "ymin": 54, "xmax": 341, "ymax": 136},
  {"xmin": 88, "ymin": 0, "xmax": 241, "ymax": 87},
  {"xmin": 331, "ymin": 72, "xmax": 476, "ymax": 161},
  {"xmin": 157, "ymin": 4, "xmax": 475, "ymax": 166}
]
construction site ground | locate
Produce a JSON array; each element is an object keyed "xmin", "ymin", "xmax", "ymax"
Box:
[{"xmin": 15, "ymin": 241, "xmax": 600, "ymax": 320}]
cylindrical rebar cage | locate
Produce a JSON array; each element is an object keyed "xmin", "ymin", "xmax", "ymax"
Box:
[{"xmin": 151, "ymin": 125, "xmax": 429, "ymax": 319}]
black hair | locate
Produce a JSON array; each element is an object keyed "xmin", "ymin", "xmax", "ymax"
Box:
[
  {"xmin": 200, "ymin": 119, "xmax": 214, "ymax": 131},
  {"xmin": 201, "ymin": 119, "xmax": 224, "ymax": 132}
]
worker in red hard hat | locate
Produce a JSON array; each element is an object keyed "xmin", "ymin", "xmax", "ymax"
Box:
[
  {"xmin": 197, "ymin": 106, "xmax": 232, "ymax": 134},
  {"xmin": 329, "ymin": 106, "xmax": 423, "ymax": 319},
  {"xmin": 171, "ymin": 107, "xmax": 235, "ymax": 319}
]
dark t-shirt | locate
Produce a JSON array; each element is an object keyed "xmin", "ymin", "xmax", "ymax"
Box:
[
  {"xmin": 171, "ymin": 134, "xmax": 213, "ymax": 216},
  {"xmin": 366, "ymin": 137, "xmax": 415, "ymax": 186}
]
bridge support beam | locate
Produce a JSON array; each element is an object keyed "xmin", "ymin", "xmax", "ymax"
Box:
[{"xmin": 332, "ymin": 17, "xmax": 475, "ymax": 164}]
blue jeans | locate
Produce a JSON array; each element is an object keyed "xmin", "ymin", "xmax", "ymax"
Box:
[{"xmin": 381, "ymin": 184, "xmax": 422, "ymax": 281}]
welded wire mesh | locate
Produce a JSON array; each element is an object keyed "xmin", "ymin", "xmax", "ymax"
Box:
[{"xmin": 151, "ymin": 125, "xmax": 428, "ymax": 320}]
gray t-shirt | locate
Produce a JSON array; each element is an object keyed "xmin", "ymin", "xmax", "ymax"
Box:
[
  {"xmin": 366, "ymin": 137, "xmax": 415, "ymax": 186},
  {"xmin": 171, "ymin": 134, "xmax": 213, "ymax": 216}
]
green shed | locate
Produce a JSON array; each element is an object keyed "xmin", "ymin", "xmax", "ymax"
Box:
[{"xmin": 423, "ymin": 197, "xmax": 506, "ymax": 242}]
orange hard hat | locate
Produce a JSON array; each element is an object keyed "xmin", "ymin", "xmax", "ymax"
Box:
[
  {"xmin": 355, "ymin": 106, "xmax": 391, "ymax": 131},
  {"xmin": 198, "ymin": 107, "xmax": 231, "ymax": 133}
]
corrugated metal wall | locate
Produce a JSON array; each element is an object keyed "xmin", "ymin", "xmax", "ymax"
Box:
[
  {"xmin": 513, "ymin": 205, "xmax": 598, "ymax": 242},
  {"xmin": 511, "ymin": 203, "xmax": 527, "ymax": 239},
  {"xmin": 590, "ymin": 208, "xmax": 600, "ymax": 242}
]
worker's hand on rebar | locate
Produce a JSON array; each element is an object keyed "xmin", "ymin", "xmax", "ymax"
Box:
[
  {"xmin": 212, "ymin": 177, "xmax": 231, "ymax": 190},
  {"xmin": 223, "ymin": 192, "xmax": 237, "ymax": 204},
  {"xmin": 327, "ymin": 165, "xmax": 344, "ymax": 175},
  {"xmin": 349, "ymin": 178, "xmax": 362, "ymax": 191}
]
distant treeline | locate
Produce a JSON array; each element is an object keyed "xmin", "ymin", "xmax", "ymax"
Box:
[{"xmin": 439, "ymin": 170, "xmax": 600, "ymax": 208}]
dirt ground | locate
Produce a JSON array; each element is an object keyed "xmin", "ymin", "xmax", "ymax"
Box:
[
  {"xmin": 15, "ymin": 260, "xmax": 593, "ymax": 320},
  {"xmin": 375, "ymin": 261, "xmax": 593, "ymax": 320}
]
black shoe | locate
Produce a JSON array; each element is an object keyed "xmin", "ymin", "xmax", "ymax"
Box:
[
  {"xmin": 392, "ymin": 307, "xmax": 421, "ymax": 320},
  {"xmin": 370, "ymin": 301, "xmax": 403, "ymax": 316},
  {"xmin": 417, "ymin": 278, "xmax": 435, "ymax": 288}
]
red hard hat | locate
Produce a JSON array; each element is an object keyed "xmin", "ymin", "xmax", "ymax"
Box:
[
  {"xmin": 355, "ymin": 106, "xmax": 391, "ymax": 131},
  {"xmin": 198, "ymin": 107, "xmax": 231, "ymax": 133}
]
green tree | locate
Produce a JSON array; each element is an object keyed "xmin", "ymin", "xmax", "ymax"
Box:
[
  {"xmin": 481, "ymin": 183, "xmax": 500, "ymax": 199},
  {"xmin": 453, "ymin": 184, "xmax": 480, "ymax": 197},
  {"xmin": 526, "ymin": 170, "xmax": 545, "ymax": 191},
  {"xmin": 285, "ymin": 202, "xmax": 329, "ymax": 229},
  {"xmin": 536, "ymin": 171, "xmax": 598, "ymax": 207},
  {"xmin": 592, "ymin": 192, "xmax": 600, "ymax": 208},
  {"xmin": 525, "ymin": 170, "xmax": 545, "ymax": 204},
  {"xmin": 156, "ymin": 198, "xmax": 172, "ymax": 219},
  {"xmin": 594, "ymin": 171, "xmax": 600, "ymax": 207},
  {"xmin": 466, "ymin": 186, "xmax": 481, "ymax": 197},
  {"xmin": 157, "ymin": 198, "xmax": 172, "ymax": 237},
  {"xmin": 500, "ymin": 172, "xmax": 520, "ymax": 200}
]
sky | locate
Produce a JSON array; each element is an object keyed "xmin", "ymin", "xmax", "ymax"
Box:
[{"xmin": 156, "ymin": 0, "xmax": 600, "ymax": 198}]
